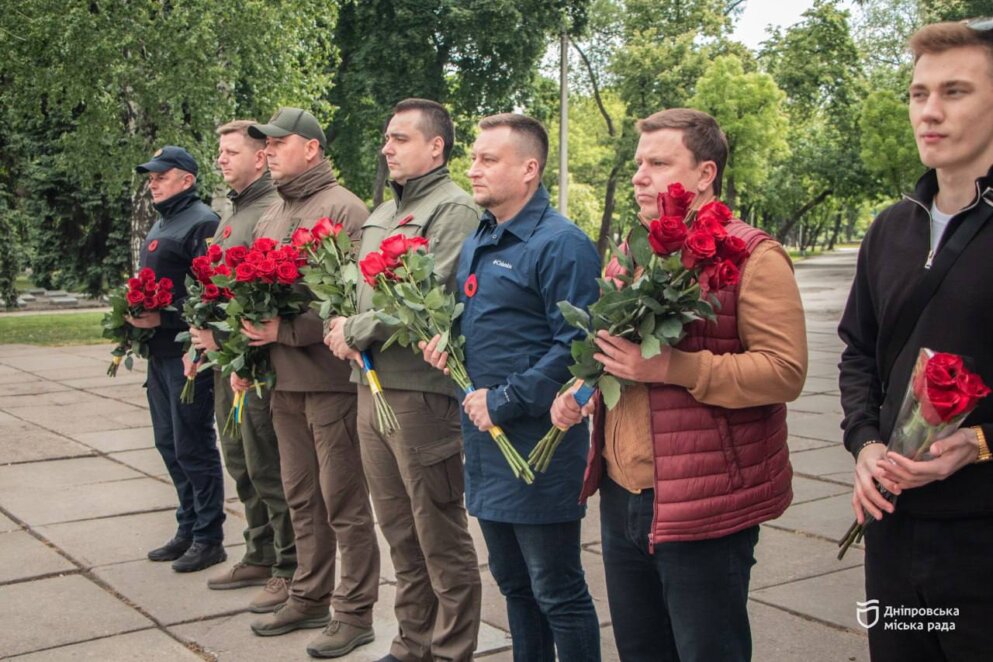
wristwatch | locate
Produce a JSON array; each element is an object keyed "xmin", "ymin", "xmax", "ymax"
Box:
[{"xmin": 974, "ymin": 426, "xmax": 992, "ymax": 463}]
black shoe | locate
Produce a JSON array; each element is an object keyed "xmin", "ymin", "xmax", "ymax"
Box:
[
  {"xmin": 171, "ymin": 541, "xmax": 227, "ymax": 573},
  {"xmin": 147, "ymin": 536, "xmax": 192, "ymax": 562}
]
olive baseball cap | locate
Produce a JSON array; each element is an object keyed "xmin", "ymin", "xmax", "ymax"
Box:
[
  {"xmin": 135, "ymin": 145, "xmax": 199, "ymax": 175},
  {"xmin": 249, "ymin": 107, "xmax": 327, "ymax": 149}
]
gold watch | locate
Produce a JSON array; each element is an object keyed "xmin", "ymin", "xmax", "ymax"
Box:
[{"xmin": 974, "ymin": 426, "xmax": 992, "ymax": 463}]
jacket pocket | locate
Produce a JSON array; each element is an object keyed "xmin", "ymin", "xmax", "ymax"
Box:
[{"xmin": 714, "ymin": 410, "xmax": 745, "ymax": 491}]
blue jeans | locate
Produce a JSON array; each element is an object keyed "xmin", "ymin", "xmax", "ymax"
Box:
[
  {"xmin": 146, "ymin": 354, "xmax": 225, "ymax": 543},
  {"xmin": 599, "ymin": 476, "xmax": 758, "ymax": 662},
  {"xmin": 479, "ymin": 518, "xmax": 600, "ymax": 662}
]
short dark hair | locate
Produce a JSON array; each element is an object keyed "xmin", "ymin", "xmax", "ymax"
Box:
[
  {"xmin": 637, "ymin": 108, "xmax": 729, "ymax": 196},
  {"xmin": 478, "ymin": 113, "xmax": 549, "ymax": 174},
  {"xmin": 909, "ymin": 20, "xmax": 993, "ymax": 73},
  {"xmin": 216, "ymin": 120, "xmax": 266, "ymax": 150},
  {"xmin": 392, "ymin": 98, "xmax": 455, "ymax": 163}
]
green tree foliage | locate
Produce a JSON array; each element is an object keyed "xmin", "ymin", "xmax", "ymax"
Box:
[{"xmin": 860, "ymin": 90, "xmax": 923, "ymax": 195}]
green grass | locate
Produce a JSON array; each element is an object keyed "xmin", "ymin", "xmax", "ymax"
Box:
[{"xmin": 0, "ymin": 312, "xmax": 110, "ymax": 346}]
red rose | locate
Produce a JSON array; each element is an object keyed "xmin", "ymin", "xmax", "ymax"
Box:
[
  {"xmin": 703, "ymin": 260, "xmax": 741, "ymax": 292},
  {"xmin": 292, "ymin": 227, "xmax": 315, "ymax": 248},
  {"xmin": 276, "ymin": 261, "xmax": 300, "ymax": 285},
  {"xmin": 143, "ymin": 295, "xmax": 156, "ymax": 310},
  {"xmin": 244, "ymin": 250, "xmax": 264, "ymax": 265},
  {"xmin": 925, "ymin": 353, "xmax": 963, "ymax": 389},
  {"xmin": 139, "ymin": 267, "xmax": 155, "ymax": 283},
  {"xmin": 202, "ymin": 284, "xmax": 220, "ymax": 301},
  {"xmin": 311, "ymin": 217, "xmax": 339, "ymax": 240},
  {"xmin": 926, "ymin": 384, "xmax": 970, "ymax": 423},
  {"xmin": 647, "ymin": 216, "xmax": 688, "ymax": 256},
  {"xmin": 380, "ymin": 234, "xmax": 410, "ymax": 265},
  {"xmin": 157, "ymin": 277, "xmax": 173, "ymax": 291},
  {"xmin": 212, "ymin": 264, "xmax": 231, "ymax": 277},
  {"xmin": 279, "ymin": 246, "xmax": 301, "ymax": 263},
  {"xmin": 718, "ymin": 236, "xmax": 749, "ymax": 265},
  {"xmin": 144, "ymin": 281, "xmax": 157, "ymax": 294},
  {"xmin": 191, "ymin": 256, "xmax": 212, "ymax": 279},
  {"xmin": 658, "ymin": 183, "xmax": 695, "ymax": 218},
  {"xmin": 252, "ymin": 237, "xmax": 277, "ymax": 253},
  {"xmin": 235, "ymin": 263, "xmax": 257, "ymax": 282},
  {"xmin": 257, "ymin": 259, "xmax": 278, "ymax": 282},
  {"xmin": 153, "ymin": 291, "xmax": 172, "ymax": 308},
  {"xmin": 221, "ymin": 288, "xmax": 235, "ymax": 300},
  {"xmin": 407, "ymin": 236, "xmax": 429, "ymax": 251},
  {"xmin": 360, "ymin": 252, "xmax": 390, "ymax": 286},
  {"xmin": 126, "ymin": 289, "xmax": 144, "ymax": 306},
  {"xmin": 693, "ymin": 215, "xmax": 728, "ymax": 240},
  {"xmin": 681, "ymin": 231, "xmax": 718, "ymax": 269},
  {"xmin": 207, "ymin": 243, "xmax": 224, "ymax": 264},
  {"xmin": 957, "ymin": 370, "xmax": 991, "ymax": 402},
  {"xmin": 225, "ymin": 245, "xmax": 248, "ymax": 267},
  {"xmin": 696, "ymin": 200, "xmax": 733, "ymax": 226},
  {"xmin": 127, "ymin": 277, "xmax": 141, "ymax": 290}
]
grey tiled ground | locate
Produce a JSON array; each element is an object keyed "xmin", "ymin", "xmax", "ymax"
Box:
[{"xmin": 0, "ymin": 249, "xmax": 869, "ymax": 660}]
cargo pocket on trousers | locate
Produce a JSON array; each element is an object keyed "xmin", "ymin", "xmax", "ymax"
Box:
[{"xmin": 413, "ymin": 436, "xmax": 465, "ymax": 505}]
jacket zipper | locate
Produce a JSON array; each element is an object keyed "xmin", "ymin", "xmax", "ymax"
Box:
[{"xmin": 906, "ymin": 182, "xmax": 988, "ymax": 269}]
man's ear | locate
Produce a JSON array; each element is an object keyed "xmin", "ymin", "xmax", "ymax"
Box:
[
  {"xmin": 305, "ymin": 139, "xmax": 323, "ymax": 163},
  {"xmin": 695, "ymin": 160, "xmax": 718, "ymax": 195},
  {"xmin": 522, "ymin": 158, "xmax": 541, "ymax": 186},
  {"xmin": 255, "ymin": 149, "xmax": 267, "ymax": 173}
]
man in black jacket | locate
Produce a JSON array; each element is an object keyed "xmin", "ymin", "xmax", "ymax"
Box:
[
  {"xmin": 131, "ymin": 146, "xmax": 227, "ymax": 573},
  {"xmin": 838, "ymin": 19, "xmax": 993, "ymax": 662}
]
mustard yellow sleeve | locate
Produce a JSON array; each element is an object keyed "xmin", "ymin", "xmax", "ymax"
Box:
[{"xmin": 663, "ymin": 241, "xmax": 807, "ymax": 408}]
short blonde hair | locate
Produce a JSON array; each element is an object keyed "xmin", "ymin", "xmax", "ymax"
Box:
[
  {"xmin": 216, "ymin": 120, "xmax": 266, "ymax": 150},
  {"xmin": 909, "ymin": 20, "xmax": 993, "ymax": 73}
]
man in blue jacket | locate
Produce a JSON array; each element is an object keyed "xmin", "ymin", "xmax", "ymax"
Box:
[
  {"xmin": 422, "ymin": 114, "xmax": 601, "ymax": 661},
  {"xmin": 130, "ymin": 146, "xmax": 226, "ymax": 572}
]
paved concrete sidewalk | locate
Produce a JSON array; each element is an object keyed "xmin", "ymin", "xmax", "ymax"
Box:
[{"xmin": 0, "ymin": 249, "xmax": 868, "ymax": 660}]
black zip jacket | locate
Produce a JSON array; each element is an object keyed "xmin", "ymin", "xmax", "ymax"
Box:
[
  {"xmin": 139, "ymin": 187, "xmax": 219, "ymax": 358},
  {"xmin": 838, "ymin": 166, "xmax": 993, "ymax": 518}
]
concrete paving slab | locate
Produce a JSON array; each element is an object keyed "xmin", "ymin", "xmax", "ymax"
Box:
[
  {"xmin": 11, "ymin": 629, "xmax": 203, "ymax": 661},
  {"xmin": 0, "ymin": 388, "xmax": 108, "ymax": 409},
  {"xmin": 71, "ymin": 427, "xmax": 155, "ymax": 452},
  {"xmin": 33, "ymin": 365, "xmax": 125, "ymax": 383},
  {"xmin": 750, "ymin": 600, "xmax": 868, "ymax": 661},
  {"xmin": 0, "ymin": 344, "xmax": 46, "ymax": 358},
  {"xmin": 0, "ymin": 574, "xmax": 153, "ymax": 658},
  {"xmin": 772, "ymin": 493, "xmax": 858, "ymax": 543},
  {"xmin": 0, "ymin": 530, "xmax": 77, "ymax": 583},
  {"xmin": 751, "ymin": 526, "xmax": 863, "ymax": 591},
  {"xmin": 791, "ymin": 445, "xmax": 858, "ymax": 479},
  {"xmin": 10, "ymin": 399, "xmax": 150, "ymax": 435},
  {"xmin": 63, "ymin": 372, "xmax": 147, "ymax": 390},
  {"xmin": 1, "ymin": 352, "xmax": 106, "ymax": 372},
  {"xmin": 110, "ymin": 448, "xmax": 169, "ymax": 476},
  {"xmin": 791, "ymin": 475, "xmax": 850, "ymax": 505},
  {"xmin": 38, "ymin": 510, "xmax": 249, "ymax": 569},
  {"xmin": 791, "ymin": 393, "xmax": 844, "ymax": 416},
  {"xmin": 0, "ymin": 511, "xmax": 20, "ymax": 532},
  {"xmin": 0, "ymin": 455, "xmax": 144, "ymax": 489},
  {"xmin": 92, "ymin": 546, "xmax": 261, "ymax": 625},
  {"xmin": 0, "ymin": 376, "xmax": 72, "ymax": 392},
  {"xmin": 0, "ymin": 469, "xmax": 179, "ymax": 527},
  {"xmin": 172, "ymin": 582, "xmax": 510, "ymax": 661},
  {"xmin": 0, "ymin": 421, "xmax": 95, "ymax": 463},
  {"xmin": 787, "ymin": 410, "xmax": 844, "ymax": 443},
  {"xmin": 788, "ymin": 435, "xmax": 833, "ymax": 453},
  {"xmin": 751, "ymin": 565, "xmax": 867, "ymax": 632}
]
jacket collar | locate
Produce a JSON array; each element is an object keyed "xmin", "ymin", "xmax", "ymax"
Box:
[
  {"xmin": 389, "ymin": 166, "xmax": 449, "ymax": 206},
  {"xmin": 228, "ymin": 171, "xmax": 275, "ymax": 211},
  {"xmin": 274, "ymin": 159, "xmax": 337, "ymax": 201},
  {"xmin": 479, "ymin": 185, "xmax": 550, "ymax": 242},
  {"xmin": 153, "ymin": 187, "xmax": 199, "ymax": 219},
  {"xmin": 909, "ymin": 164, "xmax": 993, "ymax": 208}
]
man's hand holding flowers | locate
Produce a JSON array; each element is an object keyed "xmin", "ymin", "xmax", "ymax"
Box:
[
  {"xmin": 125, "ymin": 311, "xmax": 161, "ymax": 328},
  {"xmin": 242, "ymin": 318, "xmax": 280, "ymax": 346}
]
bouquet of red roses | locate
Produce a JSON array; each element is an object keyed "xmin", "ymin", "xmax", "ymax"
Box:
[
  {"xmin": 204, "ymin": 237, "xmax": 309, "ymax": 438},
  {"xmin": 837, "ymin": 348, "xmax": 990, "ymax": 559},
  {"xmin": 296, "ymin": 217, "xmax": 399, "ymax": 435},
  {"xmin": 175, "ymin": 243, "xmax": 234, "ymax": 403},
  {"xmin": 529, "ymin": 183, "xmax": 750, "ymax": 472},
  {"xmin": 103, "ymin": 268, "xmax": 175, "ymax": 377},
  {"xmin": 361, "ymin": 233, "xmax": 534, "ymax": 484}
]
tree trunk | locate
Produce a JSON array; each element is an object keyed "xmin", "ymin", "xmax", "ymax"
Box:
[
  {"xmin": 826, "ymin": 211, "xmax": 843, "ymax": 251},
  {"xmin": 372, "ymin": 153, "xmax": 388, "ymax": 207},
  {"xmin": 596, "ymin": 163, "xmax": 620, "ymax": 256},
  {"xmin": 129, "ymin": 177, "xmax": 156, "ymax": 272},
  {"xmin": 775, "ymin": 188, "xmax": 832, "ymax": 243}
]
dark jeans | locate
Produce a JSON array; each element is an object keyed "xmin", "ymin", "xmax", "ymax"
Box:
[
  {"xmin": 599, "ymin": 476, "xmax": 758, "ymax": 662},
  {"xmin": 479, "ymin": 518, "xmax": 600, "ymax": 662},
  {"xmin": 864, "ymin": 510, "xmax": 993, "ymax": 662},
  {"xmin": 146, "ymin": 354, "xmax": 224, "ymax": 543}
]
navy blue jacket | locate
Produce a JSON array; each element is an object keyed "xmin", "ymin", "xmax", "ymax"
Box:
[
  {"xmin": 139, "ymin": 187, "xmax": 218, "ymax": 357},
  {"xmin": 456, "ymin": 186, "xmax": 601, "ymax": 523}
]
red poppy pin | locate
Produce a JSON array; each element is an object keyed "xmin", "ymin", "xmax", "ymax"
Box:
[
  {"xmin": 222, "ymin": 225, "xmax": 232, "ymax": 239},
  {"xmin": 147, "ymin": 239, "xmax": 159, "ymax": 252},
  {"xmin": 464, "ymin": 273, "xmax": 478, "ymax": 298},
  {"xmin": 398, "ymin": 214, "xmax": 414, "ymax": 226}
]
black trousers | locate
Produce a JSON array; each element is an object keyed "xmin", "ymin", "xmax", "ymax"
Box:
[{"xmin": 864, "ymin": 510, "xmax": 993, "ymax": 661}]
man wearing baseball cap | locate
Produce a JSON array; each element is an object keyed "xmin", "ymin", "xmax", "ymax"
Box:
[
  {"xmin": 235, "ymin": 108, "xmax": 379, "ymax": 659},
  {"xmin": 132, "ymin": 146, "xmax": 227, "ymax": 573}
]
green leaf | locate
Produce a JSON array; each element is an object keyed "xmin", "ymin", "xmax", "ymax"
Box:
[
  {"xmin": 659, "ymin": 317, "xmax": 684, "ymax": 340},
  {"xmin": 599, "ymin": 375, "xmax": 622, "ymax": 409},
  {"xmin": 628, "ymin": 225, "xmax": 653, "ymax": 267},
  {"xmin": 640, "ymin": 334, "xmax": 661, "ymax": 358},
  {"xmin": 557, "ymin": 301, "xmax": 591, "ymax": 332}
]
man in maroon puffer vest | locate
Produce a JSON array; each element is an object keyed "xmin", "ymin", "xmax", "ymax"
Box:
[{"xmin": 552, "ymin": 108, "xmax": 807, "ymax": 662}]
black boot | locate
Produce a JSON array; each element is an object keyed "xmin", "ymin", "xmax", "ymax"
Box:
[
  {"xmin": 147, "ymin": 536, "xmax": 192, "ymax": 562},
  {"xmin": 171, "ymin": 541, "xmax": 227, "ymax": 572}
]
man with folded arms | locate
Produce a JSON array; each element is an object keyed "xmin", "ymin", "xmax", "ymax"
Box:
[
  {"xmin": 235, "ymin": 107, "xmax": 379, "ymax": 659},
  {"xmin": 188, "ymin": 120, "xmax": 296, "ymax": 613}
]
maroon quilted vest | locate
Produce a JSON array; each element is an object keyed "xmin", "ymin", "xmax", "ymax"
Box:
[{"xmin": 580, "ymin": 220, "xmax": 793, "ymax": 547}]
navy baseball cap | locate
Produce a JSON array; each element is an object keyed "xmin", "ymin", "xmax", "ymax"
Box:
[{"xmin": 135, "ymin": 145, "xmax": 199, "ymax": 175}]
